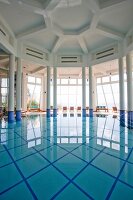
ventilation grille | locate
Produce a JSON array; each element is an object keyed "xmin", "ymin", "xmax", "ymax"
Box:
[
  {"xmin": 25, "ymin": 47, "xmax": 49, "ymax": 61},
  {"xmin": 93, "ymin": 46, "xmax": 117, "ymax": 60},
  {"xmin": 58, "ymin": 55, "xmax": 82, "ymax": 64},
  {"xmin": 0, "ymin": 25, "xmax": 9, "ymax": 41}
]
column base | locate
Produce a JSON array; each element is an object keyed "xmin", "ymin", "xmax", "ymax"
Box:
[
  {"xmin": 82, "ymin": 109, "xmax": 86, "ymax": 117},
  {"xmin": 16, "ymin": 110, "xmax": 22, "ymax": 121},
  {"xmin": 89, "ymin": 109, "xmax": 93, "ymax": 117},
  {"xmin": 8, "ymin": 111, "xmax": 14, "ymax": 123},
  {"xmin": 47, "ymin": 109, "xmax": 51, "ymax": 118},
  {"xmin": 128, "ymin": 111, "xmax": 133, "ymax": 129},
  {"xmin": 120, "ymin": 110, "xmax": 125, "ymax": 126},
  {"xmin": 53, "ymin": 109, "xmax": 57, "ymax": 117}
]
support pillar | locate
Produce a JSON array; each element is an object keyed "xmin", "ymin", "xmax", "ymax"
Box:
[
  {"xmin": 8, "ymin": 54, "xmax": 15, "ymax": 122},
  {"xmin": 126, "ymin": 53, "xmax": 133, "ymax": 128},
  {"xmin": 89, "ymin": 66, "xmax": 93, "ymax": 117},
  {"xmin": 16, "ymin": 58, "xmax": 22, "ymax": 121},
  {"xmin": 47, "ymin": 66, "xmax": 51, "ymax": 117},
  {"xmin": 82, "ymin": 66, "xmax": 86, "ymax": 117},
  {"xmin": 22, "ymin": 72, "xmax": 27, "ymax": 111},
  {"xmin": 119, "ymin": 57, "xmax": 125, "ymax": 126},
  {"xmin": 0, "ymin": 78, "xmax": 2, "ymax": 113},
  {"xmin": 53, "ymin": 66, "xmax": 57, "ymax": 117}
]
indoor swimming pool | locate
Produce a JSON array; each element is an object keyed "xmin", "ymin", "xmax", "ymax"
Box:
[{"xmin": 0, "ymin": 114, "xmax": 133, "ymax": 200}]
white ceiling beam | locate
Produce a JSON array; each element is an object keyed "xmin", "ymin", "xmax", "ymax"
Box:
[
  {"xmin": 16, "ymin": 24, "xmax": 46, "ymax": 39},
  {"xmin": 100, "ymin": 0, "xmax": 130, "ymax": 14},
  {"xmin": 90, "ymin": 13, "xmax": 100, "ymax": 30},
  {"xmin": 77, "ymin": 37, "xmax": 88, "ymax": 54},
  {"xmin": 52, "ymin": 36, "xmax": 65, "ymax": 53},
  {"xmin": 44, "ymin": 0, "xmax": 61, "ymax": 11},
  {"xmin": 85, "ymin": 0, "xmax": 100, "ymax": 13},
  {"xmin": 126, "ymin": 26, "xmax": 133, "ymax": 37},
  {"xmin": 30, "ymin": 66, "xmax": 45, "ymax": 74},
  {"xmin": 52, "ymin": 23, "xmax": 64, "ymax": 37},
  {"xmin": 96, "ymin": 25, "xmax": 125, "ymax": 40}
]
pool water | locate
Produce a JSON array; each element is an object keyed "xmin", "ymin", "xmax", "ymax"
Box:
[{"xmin": 0, "ymin": 114, "xmax": 133, "ymax": 200}]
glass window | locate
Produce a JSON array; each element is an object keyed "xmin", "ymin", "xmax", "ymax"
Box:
[
  {"xmin": 28, "ymin": 76, "xmax": 35, "ymax": 83},
  {"xmin": 97, "ymin": 78, "xmax": 101, "ymax": 84},
  {"xmin": 36, "ymin": 78, "xmax": 41, "ymax": 84},
  {"xmin": 78, "ymin": 79, "xmax": 82, "ymax": 84},
  {"xmin": 61, "ymin": 79, "xmax": 68, "ymax": 84},
  {"xmin": 102, "ymin": 76, "xmax": 110, "ymax": 83},
  {"xmin": 97, "ymin": 85, "xmax": 106, "ymax": 106},
  {"xmin": 69, "ymin": 86, "xmax": 76, "ymax": 95},
  {"xmin": 103, "ymin": 84, "xmax": 114, "ymax": 108},
  {"xmin": 1, "ymin": 78, "xmax": 7, "ymax": 87},
  {"xmin": 69, "ymin": 79, "xmax": 76, "ymax": 84},
  {"xmin": 111, "ymin": 75, "xmax": 119, "ymax": 82},
  {"xmin": 61, "ymin": 86, "xmax": 68, "ymax": 94},
  {"xmin": 57, "ymin": 79, "xmax": 60, "ymax": 84},
  {"xmin": 124, "ymin": 73, "xmax": 127, "ymax": 80}
]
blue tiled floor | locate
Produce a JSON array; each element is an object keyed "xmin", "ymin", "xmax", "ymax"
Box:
[{"xmin": 0, "ymin": 114, "xmax": 133, "ymax": 199}]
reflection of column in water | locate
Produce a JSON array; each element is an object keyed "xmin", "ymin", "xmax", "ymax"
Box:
[
  {"xmin": 8, "ymin": 123, "xmax": 15, "ymax": 155},
  {"xmin": 82, "ymin": 118, "xmax": 86, "ymax": 160},
  {"xmin": 89, "ymin": 117, "xmax": 95, "ymax": 147},
  {"xmin": 120, "ymin": 126, "xmax": 125, "ymax": 159},
  {"xmin": 89, "ymin": 117, "xmax": 95, "ymax": 158},
  {"xmin": 46, "ymin": 118, "xmax": 51, "ymax": 160},
  {"xmin": 40, "ymin": 115, "xmax": 46, "ymax": 147},
  {"xmin": 53, "ymin": 117, "xmax": 57, "ymax": 160}
]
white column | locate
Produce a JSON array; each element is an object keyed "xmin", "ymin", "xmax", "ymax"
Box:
[
  {"xmin": 89, "ymin": 66, "xmax": 93, "ymax": 116},
  {"xmin": 16, "ymin": 58, "xmax": 22, "ymax": 120},
  {"xmin": 82, "ymin": 66, "xmax": 86, "ymax": 117},
  {"xmin": 8, "ymin": 54, "xmax": 15, "ymax": 122},
  {"xmin": 0, "ymin": 78, "xmax": 2, "ymax": 112},
  {"xmin": 47, "ymin": 66, "xmax": 51, "ymax": 117},
  {"xmin": 22, "ymin": 72, "xmax": 27, "ymax": 111},
  {"xmin": 126, "ymin": 52, "xmax": 133, "ymax": 128},
  {"xmin": 53, "ymin": 66, "xmax": 57, "ymax": 117},
  {"xmin": 119, "ymin": 57, "xmax": 125, "ymax": 124}
]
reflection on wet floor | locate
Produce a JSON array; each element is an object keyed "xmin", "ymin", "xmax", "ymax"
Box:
[{"xmin": 0, "ymin": 114, "xmax": 133, "ymax": 199}]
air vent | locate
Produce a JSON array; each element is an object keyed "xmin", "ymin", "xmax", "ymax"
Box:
[
  {"xmin": 0, "ymin": 25, "xmax": 9, "ymax": 41},
  {"xmin": 94, "ymin": 47, "xmax": 116, "ymax": 60},
  {"xmin": 0, "ymin": 28, "xmax": 6, "ymax": 37},
  {"xmin": 25, "ymin": 47, "xmax": 49, "ymax": 61},
  {"xmin": 58, "ymin": 55, "xmax": 82, "ymax": 64}
]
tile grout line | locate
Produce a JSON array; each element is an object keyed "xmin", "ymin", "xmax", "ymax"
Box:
[
  {"xmin": 105, "ymin": 147, "xmax": 133, "ymax": 200},
  {"xmin": 3, "ymin": 145, "xmax": 38, "ymax": 200}
]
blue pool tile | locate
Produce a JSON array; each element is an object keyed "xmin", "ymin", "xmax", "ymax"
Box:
[
  {"xmin": 119, "ymin": 162, "xmax": 133, "ymax": 187},
  {"xmin": 58, "ymin": 143, "xmax": 81, "ymax": 152},
  {"xmin": 40, "ymin": 145, "xmax": 68, "ymax": 162},
  {"xmin": 128, "ymin": 151, "xmax": 133, "ymax": 163},
  {"xmin": 74, "ymin": 165, "xmax": 115, "ymax": 200},
  {"xmin": 103, "ymin": 146, "xmax": 129, "ymax": 160},
  {"xmin": 55, "ymin": 184, "xmax": 89, "ymax": 200},
  {"xmin": 9, "ymin": 144, "xmax": 36, "ymax": 160},
  {"xmin": 110, "ymin": 181, "xmax": 133, "ymax": 200},
  {"xmin": 92, "ymin": 153, "xmax": 124, "ymax": 177},
  {"xmin": 0, "ymin": 151, "xmax": 12, "ymax": 167},
  {"xmin": 87, "ymin": 138, "xmax": 105, "ymax": 150},
  {"xmin": 28, "ymin": 165, "xmax": 68, "ymax": 199},
  {"xmin": 17, "ymin": 153, "xmax": 49, "ymax": 178},
  {"xmin": 72, "ymin": 145, "xmax": 99, "ymax": 162},
  {"xmin": 0, "ymin": 183, "xmax": 33, "ymax": 200},
  {"xmin": 0, "ymin": 144, "xmax": 5, "ymax": 152},
  {"xmin": 54, "ymin": 154, "xmax": 87, "ymax": 179},
  {"xmin": 0, "ymin": 163, "xmax": 22, "ymax": 193}
]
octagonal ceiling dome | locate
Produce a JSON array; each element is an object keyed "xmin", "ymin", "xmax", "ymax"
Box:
[{"xmin": 52, "ymin": 2, "xmax": 93, "ymax": 32}]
